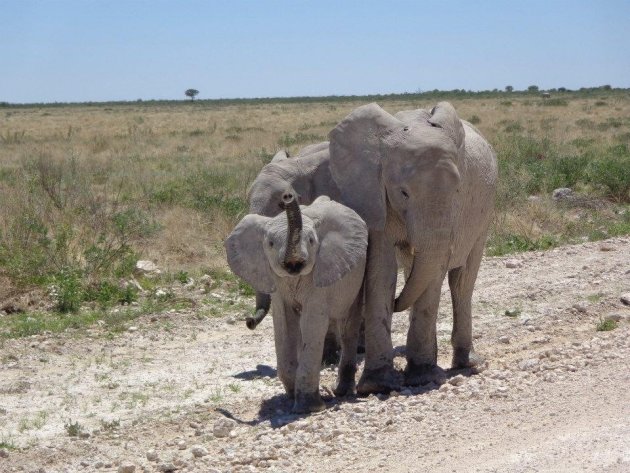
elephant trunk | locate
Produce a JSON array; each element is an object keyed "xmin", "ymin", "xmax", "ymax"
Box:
[
  {"xmin": 245, "ymin": 292, "xmax": 271, "ymax": 330},
  {"xmin": 282, "ymin": 191, "xmax": 302, "ymax": 265},
  {"xmin": 394, "ymin": 250, "xmax": 446, "ymax": 312}
]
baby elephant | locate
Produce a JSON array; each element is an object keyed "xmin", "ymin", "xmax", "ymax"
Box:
[{"xmin": 225, "ymin": 194, "xmax": 367, "ymax": 413}]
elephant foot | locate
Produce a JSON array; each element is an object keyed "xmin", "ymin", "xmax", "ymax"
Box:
[
  {"xmin": 452, "ymin": 348, "xmax": 485, "ymax": 372},
  {"xmin": 404, "ymin": 360, "xmax": 447, "ymax": 387},
  {"xmin": 357, "ymin": 365, "xmax": 400, "ymax": 396},
  {"xmin": 322, "ymin": 335, "xmax": 340, "ymax": 366},
  {"xmin": 333, "ymin": 365, "xmax": 357, "ymax": 397},
  {"xmin": 292, "ymin": 391, "xmax": 325, "ymax": 414}
]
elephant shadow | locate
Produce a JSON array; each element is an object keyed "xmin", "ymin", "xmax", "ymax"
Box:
[{"xmin": 232, "ymin": 364, "xmax": 277, "ymax": 381}]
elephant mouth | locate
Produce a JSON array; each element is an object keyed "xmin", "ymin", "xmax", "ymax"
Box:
[{"xmin": 284, "ymin": 260, "xmax": 305, "ymax": 274}]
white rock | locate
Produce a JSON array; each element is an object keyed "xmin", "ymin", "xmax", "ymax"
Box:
[
  {"xmin": 177, "ymin": 440, "xmax": 187, "ymax": 450},
  {"xmin": 448, "ymin": 374, "xmax": 466, "ymax": 386},
  {"xmin": 505, "ymin": 259, "xmax": 522, "ymax": 268},
  {"xmin": 552, "ymin": 187, "xmax": 573, "ymax": 200},
  {"xmin": 213, "ymin": 417, "xmax": 237, "ymax": 438},
  {"xmin": 499, "ymin": 335, "xmax": 510, "ymax": 344},
  {"xmin": 604, "ymin": 313, "xmax": 627, "ymax": 323},
  {"xmin": 146, "ymin": 450, "xmax": 159, "ymax": 462},
  {"xmin": 620, "ymin": 293, "xmax": 630, "ymax": 306},
  {"xmin": 118, "ymin": 463, "xmax": 135, "ymax": 473},
  {"xmin": 135, "ymin": 260, "xmax": 161, "ymax": 274},
  {"xmin": 127, "ymin": 326, "xmax": 138, "ymax": 333},
  {"xmin": 519, "ymin": 359, "xmax": 539, "ymax": 371},
  {"xmin": 191, "ymin": 445, "xmax": 208, "ymax": 458},
  {"xmin": 572, "ymin": 302, "xmax": 588, "ymax": 313}
]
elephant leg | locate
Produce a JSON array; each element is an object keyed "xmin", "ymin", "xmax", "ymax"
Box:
[
  {"xmin": 449, "ymin": 234, "xmax": 486, "ymax": 369},
  {"xmin": 322, "ymin": 319, "xmax": 341, "ymax": 366},
  {"xmin": 271, "ymin": 299, "xmax": 300, "ymax": 397},
  {"xmin": 334, "ymin": 297, "xmax": 362, "ymax": 397},
  {"xmin": 405, "ymin": 278, "xmax": 447, "ymax": 386},
  {"xmin": 292, "ymin": 309, "xmax": 329, "ymax": 414},
  {"xmin": 357, "ymin": 231, "xmax": 399, "ymax": 395}
]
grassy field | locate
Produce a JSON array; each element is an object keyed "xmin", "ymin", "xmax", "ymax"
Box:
[{"xmin": 1, "ymin": 90, "xmax": 629, "ymax": 325}]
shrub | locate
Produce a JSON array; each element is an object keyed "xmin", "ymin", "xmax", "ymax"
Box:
[
  {"xmin": 51, "ymin": 268, "xmax": 83, "ymax": 313},
  {"xmin": 541, "ymin": 98, "xmax": 568, "ymax": 106},
  {"xmin": 585, "ymin": 145, "xmax": 630, "ymax": 201},
  {"xmin": 468, "ymin": 115, "xmax": 481, "ymax": 124}
]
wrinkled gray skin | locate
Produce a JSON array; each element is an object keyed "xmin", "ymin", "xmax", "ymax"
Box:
[
  {"xmin": 225, "ymin": 196, "xmax": 367, "ymax": 413},
  {"xmin": 329, "ymin": 102, "xmax": 498, "ymax": 394},
  {"xmin": 246, "ymin": 143, "xmax": 343, "ymax": 362}
]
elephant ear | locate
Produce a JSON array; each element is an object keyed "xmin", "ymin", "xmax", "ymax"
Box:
[
  {"xmin": 224, "ymin": 214, "xmax": 276, "ymax": 294},
  {"xmin": 329, "ymin": 103, "xmax": 403, "ymax": 230},
  {"xmin": 428, "ymin": 102, "xmax": 465, "ymax": 152},
  {"xmin": 271, "ymin": 150, "xmax": 289, "ymax": 162},
  {"xmin": 304, "ymin": 197, "xmax": 368, "ymax": 288}
]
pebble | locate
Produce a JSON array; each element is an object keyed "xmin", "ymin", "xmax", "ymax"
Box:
[
  {"xmin": 94, "ymin": 461, "xmax": 105, "ymax": 469},
  {"xmin": 146, "ymin": 449, "xmax": 159, "ymax": 462},
  {"xmin": 572, "ymin": 302, "xmax": 588, "ymax": 313},
  {"xmin": 620, "ymin": 293, "xmax": 630, "ymax": 306},
  {"xmin": 213, "ymin": 417, "xmax": 237, "ymax": 438},
  {"xmin": 158, "ymin": 463, "xmax": 177, "ymax": 472},
  {"xmin": 499, "ymin": 335, "xmax": 510, "ymax": 344},
  {"xmin": 177, "ymin": 440, "xmax": 187, "ymax": 450},
  {"xmin": 0, "ymin": 448, "xmax": 8, "ymax": 458},
  {"xmin": 118, "ymin": 463, "xmax": 135, "ymax": 473},
  {"xmin": 599, "ymin": 244, "xmax": 615, "ymax": 252},
  {"xmin": 191, "ymin": 445, "xmax": 209, "ymax": 458},
  {"xmin": 604, "ymin": 313, "xmax": 626, "ymax": 323},
  {"xmin": 519, "ymin": 359, "xmax": 539, "ymax": 371},
  {"xmin": 505, "ymin": 259, "xmax": 522, "ymax": 268},
  {"xmin": 127, "ymin": 326, "xmax": 138, "ymax": 333},
  {"xmin": 448, "ymin": 374, "xmax": 466, "ymax": 386}
]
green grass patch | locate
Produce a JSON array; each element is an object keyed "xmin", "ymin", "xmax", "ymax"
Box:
[{"xmin": 596, "ymin": 318, "xmax": 617, "ymax": 332}]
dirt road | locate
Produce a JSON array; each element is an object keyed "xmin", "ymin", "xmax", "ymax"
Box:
[{"xmin": 1, "ymin": 237, "xmax": 629, "ymax": 472}]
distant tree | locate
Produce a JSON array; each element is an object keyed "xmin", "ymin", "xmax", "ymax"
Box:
[
  {"xmin": 558, "ymin": 87, "xmax": 567, "ymax": 92},
  {"xmin": 600, "ymin": 84, "xmax": 612, "ymax": 90},
  {"xmin": 505, "ymin": 85, "xmax": 513, "ymax": 93},
  {"xmin": 527, "ymin": 85, "xmax": 539, "ymax": 94},
  {"xmin": 185, "ymin": 89, "xmax": 199, "ymax": 101}
]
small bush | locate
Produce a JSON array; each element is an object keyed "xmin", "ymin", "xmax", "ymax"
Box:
[
  {"xmin": 596, "ymin": 318, "xmax": 617, "ymax": 331},
  {"xmin": 503, "ymin": 121, "xmax": 523, "ymax": 133},
  {"xmin": 64, "ymin": 420, "xmax": 84, "ymax": 437},
  {"xmin": 51, "ymin": 268, "xmax": 83, "ymax": 313},
  {"xmin": 468, "ymin": 115, "xmax": 481, "ymax": 124},
  {"xmin": 585, "ymin": 146, "xmax": 630, "ymax": 201},
  {"xmin": 597, "ymin": 118, "xmax": 623, "ymax": 131},
  {"xmin": 541, "ymin": 98, "xmax": 568, "ymax": 106},
  {"xmin": 500, "ymin": 101, "xmax": 512, "ymax": 106},
  {"xmin": 175, "ymin": 270, "xmax": 190, "ymax": 284}
]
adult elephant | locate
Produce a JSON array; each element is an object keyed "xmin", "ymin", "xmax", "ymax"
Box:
[{"xmin": 328, "ymin": 102, "xmax": 497, "ymax": 394}]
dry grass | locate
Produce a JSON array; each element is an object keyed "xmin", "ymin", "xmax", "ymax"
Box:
[{"xmin": 1, "ymin": 92, "xmax": 629, "ymax": 293}]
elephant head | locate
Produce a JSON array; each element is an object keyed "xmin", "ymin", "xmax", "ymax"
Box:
[
  {"xmin": 329, "ymin": 102, "xmax": 464, "ymax": 312},
  {"xmin": 225, "ymin": 195, "xmax": 368, "ymax": 291}
]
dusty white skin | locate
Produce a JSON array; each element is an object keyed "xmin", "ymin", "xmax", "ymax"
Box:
[
  {"xmin": 329, "ymin": 102, "xmax": 498, "ymax": 393},
  {"xmin": 225, "ymin": 196, "xmax": 367, "ymax": 413}
]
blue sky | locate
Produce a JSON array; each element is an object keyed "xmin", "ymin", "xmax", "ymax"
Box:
[{"xmin": 1, "ymin": 1, "xmax": 629, "ymax": 103}]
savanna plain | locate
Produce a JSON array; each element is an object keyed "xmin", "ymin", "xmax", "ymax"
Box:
[{"xmin": 0, "ymin": 91, "xmax": 629, "ymax": 472}]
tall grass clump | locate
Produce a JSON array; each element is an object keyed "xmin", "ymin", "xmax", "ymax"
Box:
[{"xmin": 0, "ymin": 153, "xmax": 156, "ymax": 311}]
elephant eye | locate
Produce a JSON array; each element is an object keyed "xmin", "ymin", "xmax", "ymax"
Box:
[
  {"xmin": 309, "ymin": 237, "xmax": 314, "ymax": 245},
  {"xmin": 401, "ymin": 189, "xmax": 410, "ymax": 200},
  {"xmin": 268, "ymin": 241, "xmax": 274, "ymax": 248}
]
